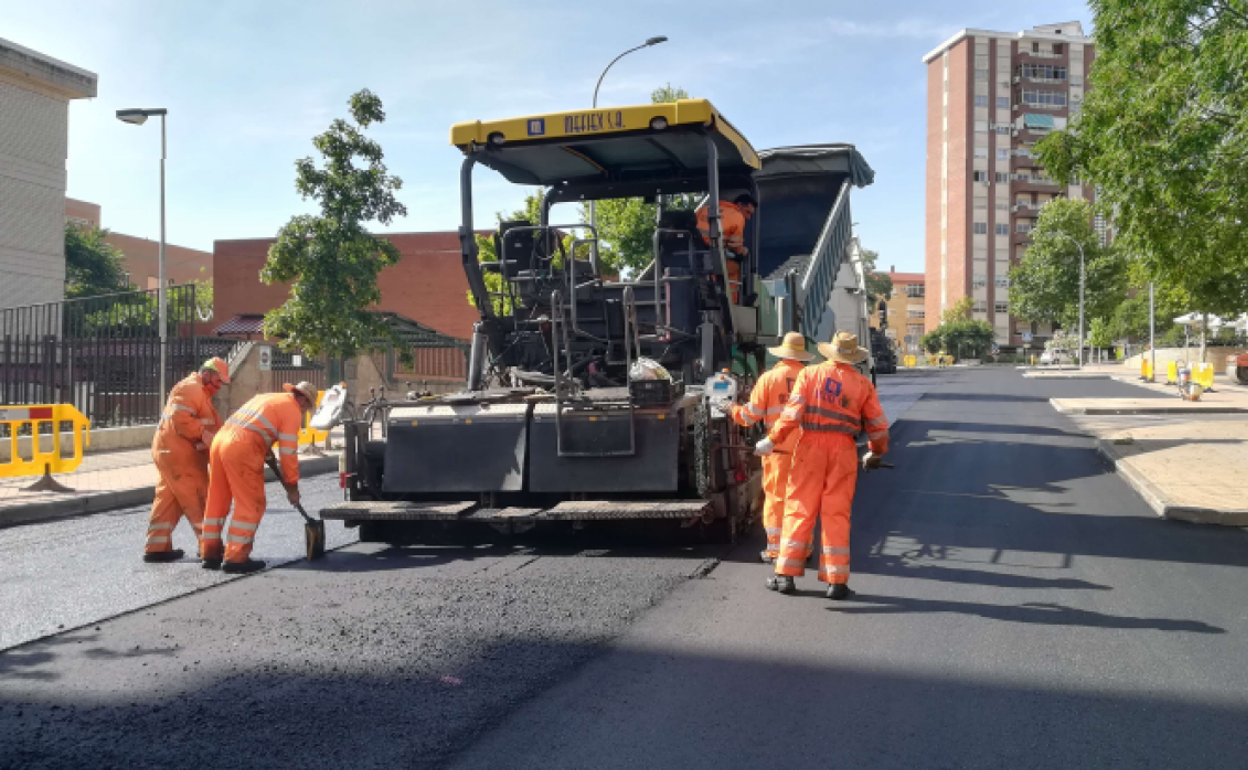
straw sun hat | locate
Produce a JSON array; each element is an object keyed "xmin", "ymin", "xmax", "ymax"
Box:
[
  {"xmin": 767, "ymin": 332, "xmax": 814, "ymax": 362},
  {"xmin": 817, "ymin": 331, "xmax": 870, "ymax": 365}
]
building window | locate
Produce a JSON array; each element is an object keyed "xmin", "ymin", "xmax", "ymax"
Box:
[
  {"xmin": 973, "ymin": 301, "xmax": 988, "ymax": 313},
  {"xmin": 975, "ymin": 95, "xmax": 988, "ymax": 107},
  {"xmin": 1032, "ymin": 41, "xmax": 1040, "ymax": 53},
  {"xmin": 995, "ymin": 125, "xmax": 1010, "ymax": 135},
  {"xmin": 996, "ymin": 149, "xmax": 1009, "ymax": 160},
  {"xmin": 996, "ymin": 201, "xmax": 1009, "ymax": 211},
  {"xmin": 975, "ymin": 69, "xmax": 989, "ymax": 81},
  {"xmin": 907, "ymin": 308, "xmax": 925, "ymax": 318},
  {"xmin": 995, "ymin": 276, "xmax": 1010, "ymax": 288},
  {"xmin": 1016, "ymin": 222, "xmax": 1034, "ymax": 234},
  {"xmin": 995, "ymin": 172, "xmax": 1010, "ymax": 183},
  {"xmin": 975, "ymin": 120, "xmax": 989, "ymax": 132},
  {"xmin": 996, "ymin": 96, "xmax": 1010, "ymax": 110},
  {"xmin": 905, "ymin": 284, "xmax": 925, "ymax": 298},
  {"xmin": 973, "ymin": 222, "xmax": 988, "ymax": 235},
  {"xmin": 995, "ymin": 223, "xmax": 1009, "ymax": 236},
  {"xmin": 973, "ymin": 170, "xmax": 988, "ymax": 183},
  {"xmin": 972, "ymin": 273, "xmax": 987, "ymax": 289},
  {"xmin": 974, "ymin": 146, "xmax": 989, "ymax": 159},
  {"xmin": 1053, "ymin": 43, "xmax": 1063, "ymax": 55},
  {"xmin": 1017, "ymin": 64, "xmax": 1067, "ymax": 82},
  {"xmin": 1018, "ymin": 89, "xmax": 1068, "ymax": 108},
  {"xmin": 995, "ymin": 301, "xmax": 1010, "ymax": 314},
  {"xmin": 974, "ymin": 198, "xmax": 988, "ymax": 209}
]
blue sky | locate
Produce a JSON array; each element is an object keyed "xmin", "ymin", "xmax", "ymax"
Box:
[{"xmin": 5, "ymin": 0, "xmax": 1092, "ymax": 273}]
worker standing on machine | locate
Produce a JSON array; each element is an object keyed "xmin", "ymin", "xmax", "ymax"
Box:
[
  {"xmin": 143, "ymin": 358, "xmax": 229, "ymax": 563},
  {"xmin": 754, "ymin": 332, "xmax": 889, "ymax": 600},
  {"xmin": 200, "ymin": 381, "xmax": 315, "ymax": 573},
  {"xmin": 719, "ymin": 332, "xmax": 812, "ymax": 564},
  {"xmin": 695, "ymin": 193, "xmax": 757, "ymax": 303}
]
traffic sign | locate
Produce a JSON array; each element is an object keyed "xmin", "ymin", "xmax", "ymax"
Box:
[
  {"xmin": 259, "ymin": 347, "xmax": 272, "ymax": 371},
  {"xmin": 1022, "ymin": 332, "xmax": 1033, "ymax": 343}
]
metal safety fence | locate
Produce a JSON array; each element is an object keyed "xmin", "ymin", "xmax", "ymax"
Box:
[{"xmin": 0, "ymin": 286, "xmax": 204, "ymax": 427}]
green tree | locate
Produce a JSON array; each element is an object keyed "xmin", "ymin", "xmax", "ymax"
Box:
[
  {"xmin": 651, "ymin": 83, "xmax": 689, "ymax": 102},
  {"xmin": 920, "ymin": 319, "xmax": 995, "ymax": 358},
  {"xmin": 1009, "ymin": 199, "xmax": 1126, "ymax": 330},
  {"xmin": 64, "ymin": 223, "xmax": 130, "ymax": 298},
  {"xmin": 1036, "ymin": 0, "xmax": 1248, "ymax": 320},
  {"xmin": 860, "ymin": 249, "xmax": 893, "ymax": 306},
  {"xmin": 941, "ymin": 296, "xmax": 974, "ymax": 325},
  {"xmin": 261, "ymin": 89, "xmax": 407, "ymax": 358}
]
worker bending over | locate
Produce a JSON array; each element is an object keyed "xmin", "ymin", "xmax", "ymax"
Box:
[
  {"xmin": 143, "ymin": 358, "xmax": 228, "ymax": 563},
  {"xmin": 695, "ymin": 193, "xmax": 757, "ymax": 303},
  {"xmin": 755, "ymin": 332, "xmax": 888, "ymax": 599},
  {"xmin": 201, "ymin": 381, "xmax": 315, "ymax": 573},
  {"xmin": 718, "ymin": 332, "xmax": 811, "ymax": 563}
]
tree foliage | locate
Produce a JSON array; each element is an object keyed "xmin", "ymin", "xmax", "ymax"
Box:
[
  {"xmin": 920, "ymin": 318, "xmax": 995, "ymax": 358},
  {"xmin": 65, "ymin": 223, "xmax": 130, "ymax": 298},
  {"xmin": 262, "ymin": 89, "xmax": 407, "ymax": 359},
  {"xmin": 860, "ymin": 249, "xmax": 893, "ymax": 306},
  {"xmin": 1036, "ymin": 0, "xmax": 1248, "ymax": 319},
  {"xmin": 1008, "ymin": 199, "xmax": 1126, "ymax": 329},
  {"xmin": 941, "ymin": 296, "xmax": 974, "ymax": 325}
]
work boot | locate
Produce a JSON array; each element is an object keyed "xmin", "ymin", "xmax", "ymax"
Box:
[
  {"xmin": 826, "ymin": 583, "xmax": 854, "ymax": 601},
  {"xmin": 142, "ymin": 549, "xmax": 184, "ymax": 563},
  {"xmin": 765, "ymin": 575, "xmax": 796, "ymax": 594},
  {"xmin": 201, "ymin": 558, "xmax": 222, "ymax": 571},
  {"xmin": 221, "ymin": 559, "xmax": 266, "ymax": 575},
  {"xmin": 759, "ymin": 551, "xmax": 775, "ymax": 565}
]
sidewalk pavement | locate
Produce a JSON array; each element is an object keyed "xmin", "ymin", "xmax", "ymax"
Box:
[
  {"xmin": 0, "ymin": 436, "xmax": 342, "ymax": 529},
  {"xmin": 1038, "ymin": 364, "xmax": 1248, "ymax": 526}
]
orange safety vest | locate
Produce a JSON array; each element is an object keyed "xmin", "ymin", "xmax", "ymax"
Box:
[
  {"xmin": 221, "ymin": 392, "xmax": 303, "ymax": 484},
  {"xmin": 732, "ymin": 360, "xmax": 804, "ymax": 451},
  {"xmin": 695, "ymin": 200, "xmax": 747, "ymax": 254},
  {"xmin": 154, "ymin": 372, "xmax": 221, "ymax": 449},
  {"xmin": 769, "ymin": 362, "xmax": 889, "ymax": 454}
]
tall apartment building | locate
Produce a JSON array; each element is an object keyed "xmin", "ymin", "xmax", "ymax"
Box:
[
  {"xmin": 0, "ymin": 38, "xmax": 97, "ymax": 309},
  {"xmin": 923, "ymin": 22, "xmax": 1094, "ymax": 348},
  {"xmin": 869, "ymin": 267, "xmax": 926, "ymax": 354}
]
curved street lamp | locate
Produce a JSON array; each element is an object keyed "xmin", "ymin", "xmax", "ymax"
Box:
[
  {"xmin": 588, "ymin": 37, "xmax": 668, "ymax": 262},
  {"xmin": 1051, "ymin": 231, "xmax": 1087, "ymax": 368},
  {"xmin": 116, "ymin": 107, "xmax": 170, "ymax": 398}
]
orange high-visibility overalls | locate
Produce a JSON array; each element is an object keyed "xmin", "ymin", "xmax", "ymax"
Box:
[
  {"xmin": 696, "ymin": 200, "xmax": 746, "ymax": 303},
  {"xmin": 202, "ymin": 392, "xmax": 302, "ymax": 564},
  {"xmin": 767, "ymin": 362, "xmax": 889, "ymax": 584},
  {"xmin": 732, "ymin": 359, "xmax": 805, "ymax": 559},
  {"xmin": 146, "ymin": 373, "xmax": 222, "ymax": 554}
]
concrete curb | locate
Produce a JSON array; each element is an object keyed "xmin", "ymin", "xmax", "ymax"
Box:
[
  {"xmin": 0, "ymin": 455, "xmax": 340, "ymax": 530},
  {"xmin": 1052, "ymin": 398, "xmax": 1248, "ymax": 415},
  {"xmin": 1096, "ymin": 440, "xmax": 1248, "ymax": 527}
]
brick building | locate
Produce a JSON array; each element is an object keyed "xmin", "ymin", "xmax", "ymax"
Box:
[
  {"xmin": 0, "ymin": 37, "xmax": 97, "ymax": 309},
  {"xmin": 212, "ymin": 231, "xmax": 480, "ymax": 342},
  {"xmin": 923, "ymin": 22, "xmax": 1095, "ymax": 348},
  {"xmin": 65, "ymin": 198, "xmax": 212, "ymax": 287},
  {"xmin": 870, "ymin": 267, "xmax": 926, "ymax": 354}
]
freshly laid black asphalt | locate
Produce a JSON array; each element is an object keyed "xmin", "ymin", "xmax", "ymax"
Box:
[{"xmin": 3, "ymin": 369, "xmax": 1247, "ymax": 769}]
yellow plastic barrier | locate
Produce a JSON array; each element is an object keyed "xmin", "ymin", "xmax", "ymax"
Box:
[
  {"xmin": 903, "ymin": 355, "xmax": 917, "ymax": 368},
  {"xmin": 297, "ymin": 391, "xmax": 328, "ymax": 446},
  {"xmin": 0, "ymin": 404, "xmax": 91, "ymax": 478},
  {"xmin": 1141, "ymin": 358, "xmax": 1153, "ymax": 381},
  {"xmin": 1166, "ymin": 361, "xmax": 1179, "ymax": 384},
  {"xmin": 1195, "ymin": 363, "xmax": 1215, "ymax": 390}
]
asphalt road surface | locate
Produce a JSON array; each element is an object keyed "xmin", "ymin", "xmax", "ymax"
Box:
[{"xmin": 4, "ymin": 369, "xmax": 1247, "ymax": 769}]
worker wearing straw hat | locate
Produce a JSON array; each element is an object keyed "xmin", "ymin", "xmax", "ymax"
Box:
[
  {"xmin": 201, "ymin": 381, "xmax": 316, "ymax": 573},
  {"xmin": 755, "ymin": 332, "xmax": 889, "ymax": 599},
  {"xmin": 718, "ymin": 332, "xmax": 813, "ymax": 563},
  {"xmin": 143, "ymin": 358, "xmax": 229, "ymax": 563}
]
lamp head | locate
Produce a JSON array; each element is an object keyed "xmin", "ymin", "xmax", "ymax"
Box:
[
  {"xmin": 646, "ymin": 36, "xmax": 668, "ymax": 46},
  {"xmin": 116, "ymin": 107, "xmax": 168, "ymax": 125}
]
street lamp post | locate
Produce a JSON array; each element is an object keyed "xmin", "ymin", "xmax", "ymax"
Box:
[
  {"xmin": 588, "ymin": 37, "xmax": 667, "ymax": 262},
  {"xmin": 116, "ymin": 107, "xmax": 169, "ymax": 399}
]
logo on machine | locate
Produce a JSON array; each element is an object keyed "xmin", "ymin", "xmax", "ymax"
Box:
[
  {"xmin": 527, "ymin": 119, "xmax": 546, "ymax": 136},
  {"xmin": 564, "ymin": 110, "xmax": 625, "ymax": 134}
]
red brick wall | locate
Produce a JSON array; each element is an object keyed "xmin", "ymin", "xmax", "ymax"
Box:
[
  {"xmin": 946, "ymin": 39, "xmax": 971, "ymax": 326},
  {"xmin": 212, "ymin": 231, "xmax": 480, "ymax": 341},
  {"xmin": 924, "ymin": 57, "xmax": 943, "ymax": 333}
]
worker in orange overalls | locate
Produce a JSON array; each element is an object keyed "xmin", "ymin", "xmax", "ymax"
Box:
[
  {"xmin": 200, "ymin": 381, "xmax": 315, "ymax": 574},
  {"xmin": 143, "ymin": 357, "xmax": 229, "ymax": 563},
  {"xmin": 755, "ymin": 331, "xmax": 889, "ymax": 600},
  {"xmin": 695, "ymin": 193, "xmax": 757, "ymax": 303},
  {"xmin": 718, "ymin": 331, "xmax": 812, "ymax": 564}
]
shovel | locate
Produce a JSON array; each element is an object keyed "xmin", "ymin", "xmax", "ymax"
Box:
[{"xmin": 265, "ymin": 454, "xmax": 325, "ymax": 561}]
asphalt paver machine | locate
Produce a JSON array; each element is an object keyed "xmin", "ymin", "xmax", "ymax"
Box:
[{"xmin": 322, "ymin": 99, "xmax": 873, "ymax": 545}]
